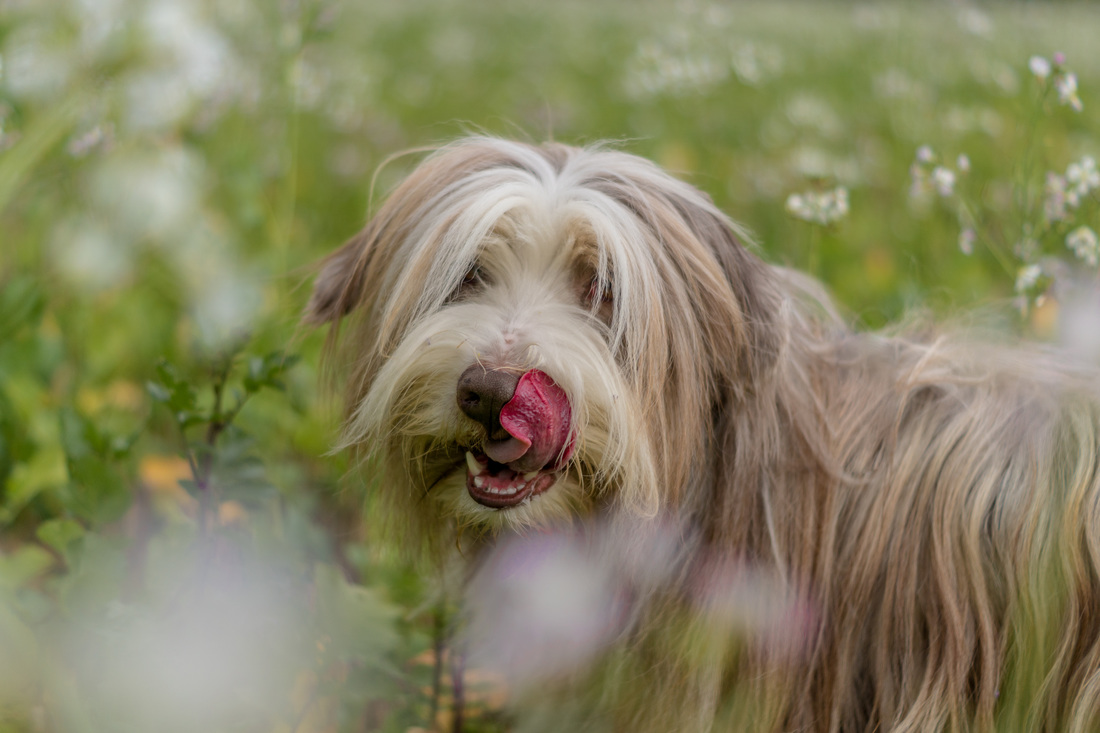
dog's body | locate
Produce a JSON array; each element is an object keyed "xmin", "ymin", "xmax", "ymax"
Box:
[{"xmin": 307, "ymin": 137, "xmax": 1100, "ymax": 732}]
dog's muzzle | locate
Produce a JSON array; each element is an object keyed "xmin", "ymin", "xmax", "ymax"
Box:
[{"xmin": 456, "ymin": 366, "xmax": 574, "ymax": 509}]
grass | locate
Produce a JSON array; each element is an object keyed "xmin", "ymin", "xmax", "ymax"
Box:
[{"xmin": 0, "ymin": 1, "xmax": 1098, "ymax": 731}]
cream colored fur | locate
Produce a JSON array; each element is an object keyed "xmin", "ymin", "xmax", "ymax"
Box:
[{"xmin": 306, "ymin": 137, "xmax": 1100, "ymax": 732}]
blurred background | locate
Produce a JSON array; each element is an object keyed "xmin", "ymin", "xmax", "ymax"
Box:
[{"xmin": 0, "ymin": 1, "xmax": 1098, "ymax": 731}]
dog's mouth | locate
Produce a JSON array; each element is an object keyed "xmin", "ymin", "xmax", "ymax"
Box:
[
  {"xmin": 462, "ymin": 369, "xmax": 575, "ymax": 509},
  {"xmin": 464, "ymin": 449, "xmax": 565, "ymax": 508}
]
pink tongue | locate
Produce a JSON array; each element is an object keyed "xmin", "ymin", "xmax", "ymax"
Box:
[{"xmin": 483, "ymin": 370, "xmax": 574, "ymax": 472}]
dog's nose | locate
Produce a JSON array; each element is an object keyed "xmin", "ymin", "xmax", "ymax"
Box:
[{"xmin": 456, "ymin": 365, "xmax": 520, "ymax": 440}]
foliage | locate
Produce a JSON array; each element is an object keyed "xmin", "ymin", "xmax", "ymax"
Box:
[{"xmin": 0, "ymin": 1, "xmax": 1098, "ymax": 731}]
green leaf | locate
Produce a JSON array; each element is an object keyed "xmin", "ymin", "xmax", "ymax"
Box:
[
  {"xmin": 0, "ymin": 275, "xmax": 46, "ymax": 345},
  {"xmin": 209, "ymin": 429, "xmax": 276, "ymax": 503},
  {"xmin": 0, "ymin": 446, "xmax": 67, "ymax": 525},
  {"xmin": 65, "ymin": 456, "xmax": 130, "ymax": 524},
  {"xmin": 36, "ymin": 518, "xmax": 85, "ymax": 562},
  {"xmin": 58, "ymin": 407, "xmax": 99, "ymax": 461},
  {"xmin": 0, "ymin": 384, "xmax": 34, "ymax": 493},
  {"xmin": 145, "ymin": 380, "xmax": 171, "ymax": 403},
  {"xmin": 108, "ymin": 433, "xmax": 138, "ymax": 460},
  {"xmin": 151, "ymin": 360, "xmax": 198, "ymax": 414},
  {"xmin": 244, "ymin": 351, "xmax": 300, "ymax": 394},
  {"xmin": 243, "ymin": 357, "xmax": 263, "ymax": 393},
  {"xmin": 176, "ymin": 410, "xmax": 206, "ymax": 429},
  {"xmin": 313, "ymin": 563, "xmax": 400, "ymax": 666},
  {"xmin": 58, "ymin": 409, "xmax": 130, "ymax": 524},
  {"xmin": 0, "ymin": 546, "xmax": 54, "ymax": 590}
]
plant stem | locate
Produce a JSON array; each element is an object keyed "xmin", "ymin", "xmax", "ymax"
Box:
[
  {"xmin": 430, "ymin": 604, "xmax": 447, "ymax": 731},
  {"xmin": 451, "ymin": 642, "xmax": 466, "ymax": 733}
]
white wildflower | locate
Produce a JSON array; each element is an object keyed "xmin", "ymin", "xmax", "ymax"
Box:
[
  {"xmin": 956, "ymin": 154, "xmax": 970, "ymax": 173},
  {"xmin": 931, "ymin": 166, "xmax": 956, "ymax": 196},
  {"xmin": 873, "ymin": 68, "xmax": 922, "ymax": 100},
  {"xmin": 1066, "ymin": 160, "xmax": 1085, "ymax": 183},
  {"xmin": 1029, "ymin": 55, "xmax": 1051, "ymax": 81},
  {"xmin": 915, "ymin": 145, "xmax": 934, "ymax": 164},
  {"xmin": 193, "ymin": 270, "xmax": 262, "ymax": 348},
  {"xmin": 786, "ymin": 93, "xmax": 842, "ymax": 138},
  {"xmin": 51, "ymin": 216, "xmax": 133, "ymax": 290},
  {"xmin": 1066, "ymin": 226, "xmax": 1099, "ymax": 267},
  {"xmin": 1055, "ymin": 71, "xmax": 1083, "ymax": 112},
  {"xmin": 1015, "ymin": 264, "xmax": 1042, "ymax": 293},
  {"xmin": 1066, "ymin": 155, "xmax": 1099, "ymax": 197},
  {"xmin": 1045, "ymin": 156, "xmax": 1098, "ymax": 218},
  {"xmin": 1082, "ymin": 155, "xmax": 1099, "ymax": 184},
  {"xmin": 786, "ymin": 186, "xmax": 850, "ymax": 226},
  {"xmin": 731, "ymin": 42, "xmax": 784, "ymax": 86},
  {"xmin": 623, "ymin": 29, "xmax": 746, "ymax": 99},
  {"xmin": 957, "ymin": 7, "xmax": 992, "ymax": 37},
  {"xmin": 958, "ymin": 228, "xmax": 976, "ymax": 255},
  {"xmin": 833, "ymin": 186, "xmax": 850, "ymax": 218},
  {"xmin": 785, "ymin": 193, "xmax": 805, "ymax": 216}
]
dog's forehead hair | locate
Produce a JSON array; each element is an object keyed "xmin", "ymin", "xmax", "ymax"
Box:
[
  {"xmin": 310, "ymin": 137, "xmax": 747, "ymax": 316},
  {"xmin": 475, "ymin": 210, "xmax": 589, "ymax": 279},
  {"xmin": 445, "ymin": 146, "xmax": 734, "ymax": 290},
  {"xmin": 309, "ymin": 136, "xmax": 780, "ymax": 419}
]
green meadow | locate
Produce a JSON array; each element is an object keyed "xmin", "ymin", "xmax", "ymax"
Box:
[{"xmin": 1, "ymin": 1, "xmax": 1098, "ymax": 730}]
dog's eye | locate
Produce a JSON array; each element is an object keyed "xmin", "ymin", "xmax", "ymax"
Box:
[
  {"xmin": 463, "ymin": 265, "xmax": 483, "ymax": 287},
  {"xmin": 587, "ymin": 276, "xmax": 614, "ymax": 307},
  {"xmin": 451, "ymin": 264, "xmax": 486, "ymax": 300}
]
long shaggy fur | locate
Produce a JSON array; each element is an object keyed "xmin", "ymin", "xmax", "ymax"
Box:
[{"xmin": 306, "ymin": 137, "xmax": 1100, "ymax": 732}]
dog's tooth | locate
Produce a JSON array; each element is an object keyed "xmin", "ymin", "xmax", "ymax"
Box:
[
  {"xmin": 474, "ymin": 476, "xmax": 485, "ymax": 489},
  {"xmin": 466, "ymin": 451, "xmax": 485, "ymax": 476},
  {"xmin": 523, "ymin": 471, "xmax": 538, "ymax": 481}
]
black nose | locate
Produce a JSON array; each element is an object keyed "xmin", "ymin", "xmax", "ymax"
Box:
[{"xmin": 456, "ymin": 365, "xmax": 520, "ymax": 440}]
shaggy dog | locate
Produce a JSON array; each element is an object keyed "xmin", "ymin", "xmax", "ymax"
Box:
[{"xmin": 305, "ymin": 137, "xmax": 1100, "ymax": 732}]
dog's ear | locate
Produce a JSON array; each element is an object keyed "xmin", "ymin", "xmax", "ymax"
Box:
[
  {"xmin": 643, "ymin": 184, "xmax": 783, "ymax": 395},
  {"xmin": 303, "ymin": 140, "xmax": 530, "ymax": 330},
  {"xmin": 674, "ymin": 191, "xmax": 782, "ymax": 376},
  {"xmin": 303, "ymin": 229, "xmax": 374, "ymax": 326}
]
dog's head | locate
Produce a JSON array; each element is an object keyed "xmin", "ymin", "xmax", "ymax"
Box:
[{"xmin": 306, "ymin": 138, "xmax": 780, "ymax": 552}]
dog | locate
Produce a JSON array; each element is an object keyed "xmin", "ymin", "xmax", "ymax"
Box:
[{"xmin": 305, "ymin": 137, "xmax": 1100, "ymax": 732}]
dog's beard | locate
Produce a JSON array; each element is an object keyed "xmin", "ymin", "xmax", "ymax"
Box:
[{"xmin": 339, "ymin": 296, "xmax": 656, "ymax": 537}]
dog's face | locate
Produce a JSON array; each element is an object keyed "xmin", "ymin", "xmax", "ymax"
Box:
[{"xmin": 306, "ymin": 138, "xmax": 779, "ymax": 548}]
